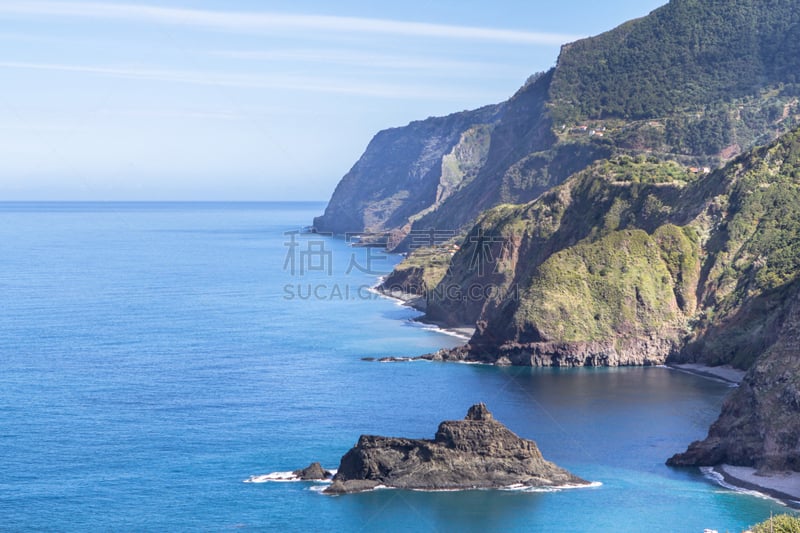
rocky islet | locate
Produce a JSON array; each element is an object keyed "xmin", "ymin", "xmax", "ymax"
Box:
[{"xmin": 303, "ymin": 404, "xmax": 590, "ymax": 494}]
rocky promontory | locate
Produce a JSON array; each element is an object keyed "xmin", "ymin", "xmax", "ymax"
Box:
[
  {"xmin": 313, "ymin": 0, "xmax": 800, "ymax": 495},
  {"xmin": 322, "ymin": 403, "xmax": 588, "ymax": 494},
  {"xmin": 667, "ymin": 287, "xmax": 800, "ymax": 473}
]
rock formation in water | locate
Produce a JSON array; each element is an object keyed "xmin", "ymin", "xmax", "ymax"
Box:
[
  {"xmin": 292, "ymin": 462, "xmax": 333, "ymax": 481},
  {"xmin": 323, "ymin": 403, "xmax": 588, "ymax": 494},
  {"xmin": 315, "ymin": 0, "xmax": 800, "ymax": 479}
]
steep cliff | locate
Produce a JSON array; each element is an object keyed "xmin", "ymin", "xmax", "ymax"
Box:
[
  {"xmin": 316, "ymin": 0, "xmax": 800, "ymax": 244},
  {"xmin": 424, "ymin": 156, "xmax": 707, "ymax": 334},
  {"xmin": 417, "ymin": 127, "xmax": 800, "ymax": 471},
  {"xmin": 317, "ymin": 0, "xmax": 800, "ymax": 475},
  {"xmin": 313, "ymin": 104, "xmax": 503, "ymax": 236},
  {"xmin": 430, "ymin": 128, "xmax": 800, "ymax": 371},
  {"xmin": 668, "ymin": 283, "xmax": 800, "ymax": 471}
]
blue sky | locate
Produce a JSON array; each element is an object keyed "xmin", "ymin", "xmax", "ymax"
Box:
[{"xmin": 0, "ymin": 0, "xmax": 665, "ymax": 201}]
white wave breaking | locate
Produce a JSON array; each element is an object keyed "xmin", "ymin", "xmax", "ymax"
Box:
[
  {"xmin": 700, "ymin": 467, "xmax": 786, "ymax": 504},
  {"xmin": 411, "ymin": 322, "xmax": 473, "ymax": 341},
  {"xmin": 500, "ymin": 481, "xmax": 603, "ymax": 493},
  {"xmin": 244, "ymin": 469, "xmax": 337, "ymax": 484},
  {"xmin": 244, "ymin": 471, "xmax": 298, "ymax": 483},
  {"xmin": 368, "ymin": 282, "xmax": 476, "ymax": 341},
  {"xmin": 317, "ymin": 481, "xmax": 602, "ymax": 494},
  {"xmin": 311, "ymin": 483, "xmax": 391, "ymax": 494}
]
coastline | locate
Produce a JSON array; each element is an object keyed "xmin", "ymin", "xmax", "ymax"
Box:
[
  {"xmin": 372, "ymin": 285, "xmax": 476, "ymax": 341},
  {"xmin": 711, "ymin": 465, "xmax": 800, "ymax": 509},
  {"xmin": 375, "ymin": 278, "xmax": 797, "ymax": 510},
  {"xmin": 667, "ymin": 363, "xmax": 746, "ymax": 385}
]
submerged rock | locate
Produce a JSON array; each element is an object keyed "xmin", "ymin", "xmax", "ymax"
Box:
[
  {"xmin": 323, "ymin": 403, "xmax": 588, "ymax": 494},
  {"xmin": 292, "ymin": 462, "xmax": 332, "ymax": 481}
]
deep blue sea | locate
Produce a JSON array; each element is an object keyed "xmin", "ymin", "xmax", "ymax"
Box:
[{"xmin": 0, "ymin": 202, "xmax": 792, "ymax": 532}]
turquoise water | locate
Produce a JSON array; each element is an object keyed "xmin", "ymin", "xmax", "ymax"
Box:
[{"xmin": 0, "ymin": 202, "xmax": 791, "ymax": 532}]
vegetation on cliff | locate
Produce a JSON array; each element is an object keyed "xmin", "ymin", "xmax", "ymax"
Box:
[
  {"xmin": 379, "ymin": 244, "xmax": 456, "ymax": 298},
  {"xmin": 749, "ymin": 514, "xmax": 800, "ymax": 533},
  {"xmin": 430, "ymin": 128, "xmax": 800, "ymax": 368},
  {"xmin": 316, "ymin": 0, "xmax": 800, "ymax": 247},
  {"xmin": 685, "ymin": 127, "xmax": 800, "ymax": 367},
  {"xmin": 421, "ymin": 154, "xmax": 704, "ymax": 339},
  {"xmin": 319, "ymin": 0, "xmax": 800, "ymax": 474},
  {"xmin": 519, "ymin": 228, "xmax": 689, "ymax": 343},
  {"xmin": 549, "ymin": 0, "xmax": 800, "ymax": 122}
]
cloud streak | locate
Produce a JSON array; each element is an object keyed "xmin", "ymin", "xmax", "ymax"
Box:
[
  {"xmin": 213, "ymin": 49, "xmax": 520, "ymax": 74},
  {"xmin": 0, "ymin": 1, "xmax": 580, "ymax": 45},
  {"xmin": 0, "ymin": 60, "xmax": 494, "ymax": 101}
]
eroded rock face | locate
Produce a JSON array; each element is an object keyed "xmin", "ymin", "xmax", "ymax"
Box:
[
  {"xmin": 292, "ymin": 462, "xmax": 332, "ymax": 481},
  {"xmin": 312, "ymin": 104, "xmax": 503, "ymax": 239},
  {"xmin": 428, "ymin": 336, "xmax": 680, "ymax": 368},
  {"xmin": 323, "ymin": 403, "xmax": 587, "ymax": 494},
  {"xmin": 668, "ymin": 288, "xmax": 800, "ymax": 473}
]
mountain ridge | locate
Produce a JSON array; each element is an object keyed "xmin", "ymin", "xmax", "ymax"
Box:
[
  {"xmin": 404, "ymin": 126, "xmax": 800, "ymax": 472},
  {"xmin": 315, "ymin": 0, "xmax": 800, "ymax": 247},
  {"xmin": 315, "ymin": 0, "xmax": 800, "ymax": 474}
]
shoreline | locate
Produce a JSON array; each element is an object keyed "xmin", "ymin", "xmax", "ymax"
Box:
[
  {"xmin": 711, "ymin": 465, "xmax": 800, "ymax": 509},
  {"xmin": 666, "ymin": 363, "xmax": 746, "ymax": 385},
  {"xmin": 372, "ymin": 285, "xmax": 476, "ymax": 341},
  {"xmin": 374, "ymin": 278, "xmax": 799, "ymax": 511}
]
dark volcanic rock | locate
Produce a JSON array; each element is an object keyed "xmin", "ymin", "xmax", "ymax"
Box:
[
  {"xmin": 292, "ymin": 462, "xmax": 332, "ymax": 480},
  {"xmin": 668, "ymin": 288, "xmax": 800, "ymax": 473},
  {"xmin": 425, "ymin": 337, "xmax": 680, "ymax": 368},
  {"xmin": 325, "ymin": 479, "xmax": 380, "ymax": 494},
  {"xmin": 323, "ymin": 403, "xmax": 588, "ymax": 494}
]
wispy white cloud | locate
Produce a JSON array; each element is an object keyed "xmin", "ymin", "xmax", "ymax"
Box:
[
  {"xmin": 0, "ymin": 1, "xmax": 580, "ymax": 45},
  {"xmin": 213, "ymin": 49, "xmax": 520, "ymax": 75},
  {"xmin": 97, "ymin": 108, "xmax": 245, "ymax": 121},
  {"xmin": 0, "ymin": 60, "xmax": 493, "ymax": 101}
]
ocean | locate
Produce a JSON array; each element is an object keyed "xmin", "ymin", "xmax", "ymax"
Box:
[{"xmin": 0, "ymin": 202, "xmax": 789, "ymax": 531}]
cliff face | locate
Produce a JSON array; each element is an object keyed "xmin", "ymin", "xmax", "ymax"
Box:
[
  {"xmin": 316, "ymin": 0, "xmax": 800, "ymax": 245},
  {"xmin": 425, "ymin": 157, "xmax": 709, "ymax": 338},
  {"xmin": 325, "ymin": 403, "xmax": 587, "ymax": 493},
  {"xmin": 317, "ymin": 0, "xmax": 800, "ymax": 474},
  {"xmin": 421, "ymin": 127, "xmax": 800, "ymax": 471},
  {"xmin": 431, "ymin": 128, "xmax": 800, "ymax": 371},
  {"xmin": 668, "ymin": 283, "xmax": 800, "ymax": 472},
  {"xmin": 312, "ymin": 104, "xmax": 503, "ymax": 237}
]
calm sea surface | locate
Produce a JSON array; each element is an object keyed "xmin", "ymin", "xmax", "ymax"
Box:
[{"xmin": 0, "ymin": 202, "xmax": 790, "ymax": 531}]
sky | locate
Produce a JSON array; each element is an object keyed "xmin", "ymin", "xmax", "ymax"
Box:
[{"xmin": 0, "ymin": 0, "xmax": 666, "ymax": 201}]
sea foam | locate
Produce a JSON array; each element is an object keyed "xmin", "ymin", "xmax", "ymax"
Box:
[
  {"xmin": 700, "ymin": 467, "xmax": 785, "ymax": 504},
  {"xmin": 500, "ymin": 481, "xmax": 603, "ymax": 493},
  {"xmin": 244, "ymin": 470, "xmax": 337, "ymax": 484},
  {"xmin": 316, "ymin": 481, "xmax": 602, "ymax": 494}
]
